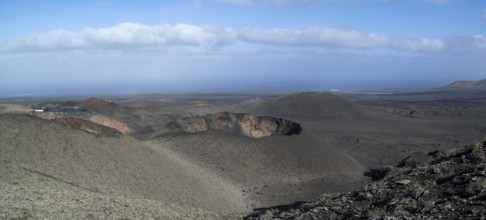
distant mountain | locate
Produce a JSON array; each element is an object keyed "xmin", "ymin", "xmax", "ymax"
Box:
[{"xmin": 435, "ymin": 78, "xmax": 486, "ymax": 91}]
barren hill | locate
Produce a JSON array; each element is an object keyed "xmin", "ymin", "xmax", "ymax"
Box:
[
  {"xmin": 0, "ymin": 114, "xmax": 245, "ymax": 218},
  {"xmin": 77, "ymin": 97, "xmax": 120, "ymax": 115},
  {"xmin": 0, "ymin": 112, "xmax": 367, "ymax": 218},
  {"xmin": 435, "ymin": 78, "xmax": 486, "ymax": 91},
  {"xmin": 254, "ymin": 92, "xmax": 367, "ymax": 119},
  {"xmin": 4, "ymin": 91, "xmax": 485, "ymax": 219}
]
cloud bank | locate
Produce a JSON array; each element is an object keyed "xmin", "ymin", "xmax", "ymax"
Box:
[
  {"xmin": 0, "ymin": 22, "xmax": 483, "ymax": 55},
  {"xmin": 0, "ymin": 23, "xmax": 237, "ymax": 53},
  {"xmin": 239, "ymin": 27, "xmax": 388, "ymax": 48}
]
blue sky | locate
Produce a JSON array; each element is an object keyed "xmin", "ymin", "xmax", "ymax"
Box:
[{"xmin": 0, "ymin": 0, "xmax": 485, "ymax": 96}]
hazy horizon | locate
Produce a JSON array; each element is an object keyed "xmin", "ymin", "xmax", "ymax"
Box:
[{"xmin": 1, "ymin": 0, "xmax": 485, "ymax": 97}]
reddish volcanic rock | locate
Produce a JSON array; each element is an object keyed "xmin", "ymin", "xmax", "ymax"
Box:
[
  {"xmin": 169, "ymin": 112, "xmax": 302, "ymax": 138},
  {"xmin": 52, "ymin": 117, "xmax": 121, "ymax": 137}
]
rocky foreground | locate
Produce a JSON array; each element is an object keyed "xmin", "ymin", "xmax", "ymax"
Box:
[{"xmin": 246, "ymin": 138, "xmax": 486, "ymax": 219}]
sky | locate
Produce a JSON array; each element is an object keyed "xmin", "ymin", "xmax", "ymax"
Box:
[{"xmin": 0, "ymin": 0, "xmax": 485, "ymax": 96}]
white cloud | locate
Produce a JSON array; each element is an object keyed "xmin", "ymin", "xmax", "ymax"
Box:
[
  {"xmin": 239, "ymin": 27, "xmax": 388, "ymax": 49},
  {"xmin": 391, "ymin": 38, "xmax": 445, "ymax": 52},
  {"xmin": 85, "ymin": 23, "xmax": 217, "ymax": 46},
  {"xmin": 239, "ymin": 27, "xmax": 454, "ymax": 53},
  {"xmin": 239, "ymin": 27, "xmax": 450, "ymax": 53},
  {"xmin": 1, "ymin": 30, "xmax": 88, "ymax": 53},
  {"xmin": 446, "ymin": 35, "xmax": 486, "ymax": 50},
  {"xmin": 0, "ymin": 23, "xmax": 237, "ymax": 53},
  {"xmin": 472, "ymin": 35, "xmax": 486, "ymax": 49},
  {"xmin": 1, "ymin": 22, "xmax": 483, "ymax": 55}
]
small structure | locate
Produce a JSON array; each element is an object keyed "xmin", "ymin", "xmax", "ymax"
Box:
[{"xmin": 34, "ymin": 109, "xmax": 44, "ymax": 113}]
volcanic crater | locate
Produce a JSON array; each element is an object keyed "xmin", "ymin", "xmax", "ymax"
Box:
[{"xmin": 168, "ymin": 111, "xmax": 303, "ymax": 138}]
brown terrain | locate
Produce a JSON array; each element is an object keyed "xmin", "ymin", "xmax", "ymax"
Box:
[{"xmin": 1, "ymin": 81, "xmax": 486, "ymax": 219}]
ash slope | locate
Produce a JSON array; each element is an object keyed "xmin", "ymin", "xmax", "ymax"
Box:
[
  {"xmin": 151, "ymin": 129, "xmax": 366, "ymax": 209},
  {"xmin": 246, "ymin": 138, "xmax": 486, "ymax": 219},
  {"xmin": 0, "ymin": 114, "xmax": 245, "ymax": 219},
  {"xmin": 0, "ymin": 111, "xmax": 367, "ymax": 218}
]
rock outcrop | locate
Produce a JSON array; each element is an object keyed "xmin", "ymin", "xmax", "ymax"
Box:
[
  {"xmin": 31, "ymin": 98, "xmax": 131, "ymax": 135},
  {"xmin": 53, "ymin": 117, "xmax": 121, "ymax": 137},
  {"xmin": 168, "ymin": 112, "xmax": 302, "ymax": 138},
  {"xmin": 88, "ymin": 115, "xmax": 131, "ymax": 134},
  {"xmin": 246, "ymin": 138, "xmax": 486, "ymax": 219},
  {"xmin": 172, "ymin": 116, "xmax": 209, "ymax": 133}
]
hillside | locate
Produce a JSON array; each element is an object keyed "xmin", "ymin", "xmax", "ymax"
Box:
[
  {"xmin": 151, "ymin": 128, "xmax": 367, "ymax": 209},
  {"xmin": 0, "ymin": 114, "xmax": 245, "ymax": 219},
  {"xmin": 254, "ymin": 92, "xmax": 367, "ymax": 119},
  {"xmin": 246, "ymin": 138, "xmax": 486, "ymax": 219},
  {"xmin": 0, "ymin": 112, "xmax": 367, "ymax": 218},
  {"xmin": 435, "ymin": 78, "xmax": 486, "ymax": 91},
  {"xmin": 77, "ymin": 97, "xmax": 121, "ymax": 115}
]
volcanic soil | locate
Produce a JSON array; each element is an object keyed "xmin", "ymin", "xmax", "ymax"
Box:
[{"xmin": 1, "ymin": 90, "xmax": 486, "ymax": 219}]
